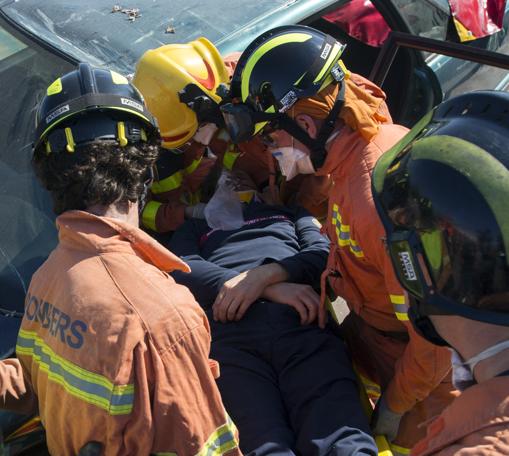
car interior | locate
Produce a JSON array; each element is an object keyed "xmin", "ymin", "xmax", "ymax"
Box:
[{"xmin": 305, "ymin": 3, "xmax": 432, "ymax": 127}]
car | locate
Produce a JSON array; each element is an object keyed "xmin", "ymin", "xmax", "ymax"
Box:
[{"xmin": 0, "ymin": 0, "xmax": 508, "ymax": 355}]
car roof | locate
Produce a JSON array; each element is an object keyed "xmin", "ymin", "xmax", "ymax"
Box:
[{"xmin": 0, "ymin": 0, "xmax": 338, "ymax": 74}]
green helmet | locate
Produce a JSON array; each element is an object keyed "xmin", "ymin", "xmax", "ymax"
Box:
[
  {"xmin": 34, "ymin": 63, "xmax": 159, "ymax": 156},
  {"xmin": 221, "ymin": 25, "xmax": 346, "ymax": 167},
  {"xmin": 373, "ymin": 91, "xmax": 509, "ymax": 345}
]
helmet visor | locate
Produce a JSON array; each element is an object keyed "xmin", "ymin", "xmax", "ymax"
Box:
[
  {"xmin": 221, "ymin": 102, "xmax": 279, "ymax": 144},
  {"xmin": 373, "ymin": 112, "xmax": 509, "ymax": 325}
]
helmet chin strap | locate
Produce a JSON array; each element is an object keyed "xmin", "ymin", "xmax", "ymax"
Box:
[
  {"xmin": 277, "ymin": 81, "xmax": 345, "ymax": 170},
  {"xmin": 408, "ymin": 305, "xmax": 449, "ymax": 347}
]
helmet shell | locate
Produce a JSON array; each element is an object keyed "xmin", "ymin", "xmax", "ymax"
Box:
[
  {"xmin": 133, "ymin": 37, "xmax": 229, "ymax": 149},
  {"xmin": 34, "ymin": 63, "xmax": 158, "ymax": 154},
  {"xmin": 230, "ymin": 25, "xmax": 345, "ymax": 113}
]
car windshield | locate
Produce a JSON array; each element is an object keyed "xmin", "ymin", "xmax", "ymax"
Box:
[
  {"xmin": 0, "ymin": 0, "xmax": 341, "ymax": 320},
  {"xmin": 2, "ymin": 0, "xmax": 303, "ymax": 74}
]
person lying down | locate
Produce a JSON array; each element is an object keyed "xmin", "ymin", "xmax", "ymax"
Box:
[{"xmin": 169, "ymin": 170, "xmax": 377, "ymax": 456}]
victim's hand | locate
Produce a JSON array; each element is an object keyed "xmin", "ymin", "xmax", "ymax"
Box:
[
  {"xmin": 213, "ymin": 263, "xmax": 289, "ymax": 322},
  {"xmin": 262, "ymin": 283, "xmax": 320, "ymax": 325}
]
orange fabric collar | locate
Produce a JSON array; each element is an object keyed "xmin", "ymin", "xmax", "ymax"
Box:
[{"xmin": 56, "ymin": 211, "xmax": 190, "ymax": 273}]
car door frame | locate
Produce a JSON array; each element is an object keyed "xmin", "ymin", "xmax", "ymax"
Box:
[{"xmin": 369, "ymin": 30, "xmax": 509, "ymax": 124}]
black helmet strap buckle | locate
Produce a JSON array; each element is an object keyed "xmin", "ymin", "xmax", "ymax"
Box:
[{"xmin": 178, "ymin": 83, "xmax": 225, "ymax": 128}]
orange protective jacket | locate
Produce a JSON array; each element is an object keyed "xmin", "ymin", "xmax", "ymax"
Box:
[
  {"xmin": 141, "ymin": 133, "xmax": 270, "ymax": 233},
  {"xmin": 13, "ymin": 211, "xmax": 240, "ymax": 455},
  {"xmin": 318, "ymin": 76, "xmax": 451, "ymax": 415},
  {"xmin": 412, "ymin": 376, "xmax": 509, "ymax": 455},
  {"xmin": 142, "ymin": 140, "xmax": 217, "ymax": 233}
]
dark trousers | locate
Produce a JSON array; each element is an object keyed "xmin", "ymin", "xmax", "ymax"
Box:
[{"xmin": 208, "ymin": 301, "xmax": 377, "ymax": 456}]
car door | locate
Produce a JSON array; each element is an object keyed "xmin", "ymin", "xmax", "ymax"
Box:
[{"xmin": 304, "ymin": 0, "xmax": 509, "ymax": 126}]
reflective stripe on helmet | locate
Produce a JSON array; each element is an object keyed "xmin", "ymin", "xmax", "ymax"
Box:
[
  {"xmin": 46, "ymin": 78, "xmax": 62, "ymax": 96},
  {"xmin": 313, "ymin": 42, "xmax": 345, "ymax": 84},
  {"xmin": 241, "ymin": 32, "xmax": 312, "ymax": 103}
]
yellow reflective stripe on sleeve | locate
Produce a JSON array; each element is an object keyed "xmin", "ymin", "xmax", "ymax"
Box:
[
  {"xmin": 184, "ymin": 156, "xmax": 202, "ymax": 175},
  {"xmin": 223, "ymin": 148, "xmax": 240, "ymax": 170},
  {"xmin": 394, "ymin": 311, "xmax": 409, "ymax": 321},
  {"xmin": 331, "ymin": 204, "xmax": 364, "ymax": 258},
  {"xmin": 141, "ymin": 200, "xmax": 162, "ymax": 232},
  {"xmin": 356, "ymin": 371, "xmax": 381, "ymax": 400},
  {"xmin": 375, "ymin": 435, "xmax": 393, "ymax": 456},
  {"xmin": 389, "ymin": 294, "xmax": 405, "ymax": 304},
  {"xmin": 390, "ymin": 294, "xmax": 409, "ymax": 321},
  {"xmin": 195, "ymin": 414, "xmax": 239, "ymax": 456},
  {"xmin": 390, "ymin": 442, "xmax": 411, "ymax": 455},
  {"xmin": 151, "ymin": 171, "xmax": 184, "ymax": 194},
  {"xmin": 16, "ymin": 330, "xmax": 134, "ymax": 415}
]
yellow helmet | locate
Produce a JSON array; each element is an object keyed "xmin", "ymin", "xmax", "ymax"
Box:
[{"xmin": 133, "ymin": 37, "xmax": 229, "ymax": 149}]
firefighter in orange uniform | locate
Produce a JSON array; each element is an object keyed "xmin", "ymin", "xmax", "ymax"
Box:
[
  {"xmin": 133, "ymin": 39, "xmax": 279, "ymax": 235},
  {"xmin": 221, "ymin": 24, "xmax": 455, "ymax": 453},
  {"xmin": 133, "ymin": 38, "xmax": 332, "ymax": 232},
  {"xmin": 373, "ymin": 90, "xmax": 509, "ymax": 456},
  {"xmin": 0, "ymin": 64, "xmax": 240, "ymax": 455}
]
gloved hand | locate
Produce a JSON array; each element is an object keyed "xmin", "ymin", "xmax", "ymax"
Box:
[
  {"xmin": 371, "ymin": 394, "xmax": 404, "ymax": 442},
  {"xmin": 184, "ymin": 203, "xmax": 206, "ymax": 219}
]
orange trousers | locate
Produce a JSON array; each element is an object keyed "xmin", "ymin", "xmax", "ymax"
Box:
[{"xmin": 340, "ymin": 313, "xmax": 458, "ymax": 455}]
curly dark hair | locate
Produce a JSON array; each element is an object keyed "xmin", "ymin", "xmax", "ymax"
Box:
[{"xmin": 33, "ymin": 141, "xmax": 159, "ymax": 215}]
